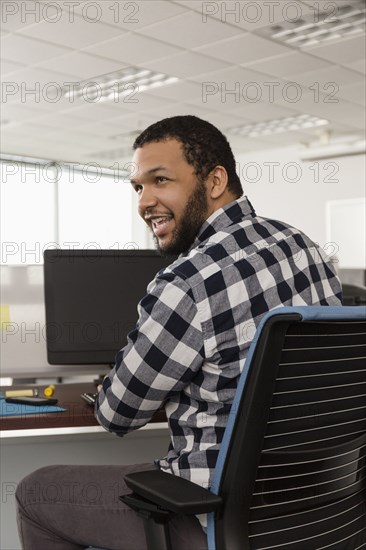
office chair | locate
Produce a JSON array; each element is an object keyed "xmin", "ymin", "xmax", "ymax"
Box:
[{"xmin": 117, "ymin": 306, "xmax": 366, "ymax": 550}]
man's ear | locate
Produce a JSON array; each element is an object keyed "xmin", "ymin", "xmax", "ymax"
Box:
[{"xmin": 208, "ymin": 165, "xmax": 229, "ymax": 199}]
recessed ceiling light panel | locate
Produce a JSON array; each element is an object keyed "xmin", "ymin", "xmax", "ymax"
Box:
[
  {"xmin": 227, "ymin": 114, "xmax": 329, "ymax": 137},
  {"xmin": 62, "ymin": 68, "xmax": 178, "ymax": 103},
  {"xmin": 258, "ymin": 1, "xmax": 365, "ymax": 48}
]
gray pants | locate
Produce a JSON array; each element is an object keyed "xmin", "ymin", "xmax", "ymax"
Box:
[{"xmin": 15, "ymin": 463, "xmax": 208, "ymax": 550}]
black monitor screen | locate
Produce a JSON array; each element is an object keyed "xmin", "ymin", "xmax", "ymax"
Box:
[{"xmin": 43, "ymin": 249, "xmax": 177, "ymax": 365}]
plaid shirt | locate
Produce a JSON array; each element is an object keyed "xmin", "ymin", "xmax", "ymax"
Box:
[{"xmin": 96, "ymin": 196, "xmax": 342, "ymax": 498}]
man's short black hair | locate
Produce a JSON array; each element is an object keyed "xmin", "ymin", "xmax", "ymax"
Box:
[{"xmin": 133, "ymin": 115, "xmax": 243, "ymax": 198}]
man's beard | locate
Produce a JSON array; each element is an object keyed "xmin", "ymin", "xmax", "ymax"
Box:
[{"xmin": 153, "ymin": 180, "xmax": 208, "ymax": 256}]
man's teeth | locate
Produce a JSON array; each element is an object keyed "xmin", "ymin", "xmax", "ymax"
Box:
[{"xmin": 153, "ymin": 217, "xmax": 171, "ymax": 226}]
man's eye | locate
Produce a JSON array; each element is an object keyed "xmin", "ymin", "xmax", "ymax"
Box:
[
  {"xmin": 156, "ymin": 176, "xmax": 167, "ymax": 183},
  {"xmin": 134, "ymin": 184, "xmax": 142, "ymax": 193}
]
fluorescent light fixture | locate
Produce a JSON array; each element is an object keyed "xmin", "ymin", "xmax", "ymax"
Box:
[
  {"xmin": 227, "ymin": 114, "xmax": 329, "ymax": 138},
  {"xmin": 264, "ymin": 1, "xmax": 365, "ymax": 48},
  {"xmin": 300, "ymin": 139, "xmax": 366, "ymax": 161},
  {"xmin": 63, "ymin": 68, "xmax": 178, "ymax": 102}
]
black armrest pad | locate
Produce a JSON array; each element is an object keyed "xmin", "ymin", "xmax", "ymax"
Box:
[{"xmin": 124, "ymin": 470, "xmax": 222, "ymax": 515}]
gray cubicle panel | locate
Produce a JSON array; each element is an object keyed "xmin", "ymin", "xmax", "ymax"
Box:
[{"xmin": 1, "ymin": 264, "xmax": 106, "ymax": 380}]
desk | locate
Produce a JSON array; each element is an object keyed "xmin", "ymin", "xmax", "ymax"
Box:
[
  {"xmin": 0, "ymin": 383, "xmax": 169, "ymax": 550},
  {"xmin": 0, "ymin": 382, "xmax": 167, "ymax": 433}
]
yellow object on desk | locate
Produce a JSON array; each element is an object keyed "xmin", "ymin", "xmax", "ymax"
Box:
[
  {"xmin": 5, "ymin": 389, "xmax": 38, "ymax": 398},
  {"xmin": 44, "ymin": 384, "xmax": 55, "ymax": 397},
  {"xmin": 0, "ymin": 304, "xmax": 11, "ymax": 326}
]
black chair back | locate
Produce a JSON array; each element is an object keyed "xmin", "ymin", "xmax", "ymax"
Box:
[{"xmin": 210, "ymin": 307, "xmax": 366, "ymax": 550}]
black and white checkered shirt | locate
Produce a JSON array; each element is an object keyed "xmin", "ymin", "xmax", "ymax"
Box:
[{"xmin": 96, "ymin": 196, "xmax": 342, "ymax": 496}]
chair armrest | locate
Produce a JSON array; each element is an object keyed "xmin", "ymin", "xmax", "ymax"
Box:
[{"xmin": 124, "ymin": 470, "xmax": 222, "ymax": 515}]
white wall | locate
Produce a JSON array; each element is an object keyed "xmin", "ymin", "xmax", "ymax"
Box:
[{"xmin": 236, "ymin": 146, "xmax": 365, "ymax": 266}]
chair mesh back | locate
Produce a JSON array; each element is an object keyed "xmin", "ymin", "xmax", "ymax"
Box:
[{"xmin": 249, "ymin": 320, "xmax": 366, "ymax": 549}]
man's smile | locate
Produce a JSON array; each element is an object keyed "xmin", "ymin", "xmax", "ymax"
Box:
[{"xmin": 145, "ymin": 214, "xmax": 174, "ymax": 237}]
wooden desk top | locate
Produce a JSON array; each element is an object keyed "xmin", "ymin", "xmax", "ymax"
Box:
[{"xmin": 0, "ymin": 383, "xmax": 166, "ymax": 431}]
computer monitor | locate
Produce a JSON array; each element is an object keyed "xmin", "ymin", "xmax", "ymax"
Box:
[{"xmin": 43, "ymin": 249, "xmax": 177, "ymax": 366}]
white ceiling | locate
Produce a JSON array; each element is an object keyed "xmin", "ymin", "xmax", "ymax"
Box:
[{"xmin": 1, "ymin": 0, "xmax": 365, "ymax": 166}]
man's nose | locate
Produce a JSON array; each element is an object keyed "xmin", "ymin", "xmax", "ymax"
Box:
[{"xmin": 138, "ymin": 186, "xmax": 158, "ymax": 213}]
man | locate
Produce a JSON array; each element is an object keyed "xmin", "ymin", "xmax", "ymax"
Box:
[{"xmin": 16, "ymin": 116, "xmax": 342, "ymax": 550}]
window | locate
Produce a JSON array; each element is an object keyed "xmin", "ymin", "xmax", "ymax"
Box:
[
  {"xmin": 1, "ymin": 161, "xmax": 55, "ymax": 265},
  {"xmin": 1, "ymin": 159, "xmax": 137, "ymax": 264},
  {"xmin": 58, "ymin": 165, "xmax": 133, "ymax": 251}
]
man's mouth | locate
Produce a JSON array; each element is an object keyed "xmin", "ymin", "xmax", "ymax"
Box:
[{"xmin": 147, "ymin": 216, "xmax": 174, "ymax": 237}]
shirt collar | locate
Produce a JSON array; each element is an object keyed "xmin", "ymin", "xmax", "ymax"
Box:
[{"xmin": 186, "ymin": 195, "xmax": 256, "ymax": 253}]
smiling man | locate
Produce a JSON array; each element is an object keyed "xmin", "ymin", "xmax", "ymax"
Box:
[
  {"xmin": 16, "ymin": 116, "xmax": 342, "ymax": 550},
  {"xmin": 131, "ymin": 138, "xmax": 230, "ymax": 256}
]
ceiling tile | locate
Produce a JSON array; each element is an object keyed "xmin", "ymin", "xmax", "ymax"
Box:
[
  {"xmin": 124, "ymin": 92, "xmax": 177, "ymax": 112},
  {"xmin": 282, "ymin": 66, "xmax": 365, "ymax": 88},
  {"xmin": 196, "ymin": 34, "xmax": 291, "ymax": 65},
  {"xmin": 1, "ymin": 93, "xmax": 71, "ymax": 114},
  {"xmin": 129, "ymin": 0, "xmax": 188, "ymax": 28},
  {"xmin": 189, "ymin": 65, "xmax": 283, "ymax": 86},
  {"xmin": 0, "ymin": 136, "xmax": 56, "ymax": 159},
  {"xmin": 337, "ymin": 81, "xmax": 366, "ymax": 106},
  {"xmin": 142, "ymin": 81, "xmax": 202, "ymax": 102},
  {"xmin": 300, "ymin": 0, "xmax": 362, "ymax": 8},
  {"xmin": 225, "ymin": 102, "xmax": 299, "ymax": 123},
  {"xmin": 174, "ymin": 0, "xmax": 314, "ymax": 30},
  {"xmin": 181, "ymin": 104, "xmax": 225, "ymax": 119},
  {"xmin": 189, "ymin": 65, "xmax": 301, "ymax": 110},
  {"xmin": 188, "ymin": 92, "xmax": 253, "ymax": 114},
  {"xmin": 48, "ymin": 130, "xmax": 105, "ymax": 148},
  {"xmin": 73, "ymin": 122, "xmax": 128, "ymax": 138},
  {"xmin": 4, "ymin": 66, "xmax": 77, "ymax": 88},
  {"xmin": 1, "ymin": 34, "xmax": 71, "ymax": 65},
  {"xmin": 3, "ymin": 0, "xmax": 185, "ymax": 34},
  {"xmin": 202, "ymin": 111, "xmax": 251, "ymax": 129},
  {"xmin": 33, "ymin": 110, "xmax": 95, "ymax": 129},
  {"xmin": 307, "ymin": 35, "xmax": 366, "ymax": 65},
  {"xmin": 247, "ymin": 51, "xmax": 332, "ymax": 77},
  {"xmin": 251, "ymin": 129, "xmax": 323, "ymax": 148},
  {"xmin": 84, "ymin": 32, "xmax": 182, "ymax": 65},
  {"xmin": 347, "ymin": 59, "xmax": 365, "ymax": 74},
  {"xmin": 73, "ymin": 0, "xmax": 188, "ymax": 30},
  {"xmin": 229, "ymin": 135, "xmax": 276, "ymax": 153},
  {"xmin": 140, "ymin": 51, "xmax": 229, "ymax": 78},
  {"xmin": 56, "ymin": 102, "xmax": 120, "ymax": 121},
  {"xmin": 1, "ymin": 102, "xmax": 45, "ymax": 123},
  {"xmin": 37, "ymin": 51, "xmax": 128, "ymax": 80},
  {"xmin": 102, "ymin": 112, "xmax": 158, "ymax": 133},
  {"xmin": 172, "ymin": 1, "xmax": 207, "ymax": 13},
  {"xmin": 18, "ymin": 15, "xmax": 124, "ymax": 49},
  {"xmin": 296, "ymin": 92, "xmax": 366, "ymax": 130},
  {"xmin": 137, "ymin": 102, "xmax": 214, "ymax": 120},
  {"xmin": 137, "ymin": 10, "xmax": 242, "ymax": 48},
  {"xmin": 0, "ymin": 2, "xmax": 47, "ymax": 32},
  {"xmin": 1, "ymin": 122, "xmax": 59, "ymax": 138},
  {"xmin": 0, "ymin": 59, "xmax": 26, "ymax": 75},
  {"xmin": 326, "ymin": 121, "xmax": 365, "ymax": 135},
  {"xmin": 60, "ymin": 94, "xmax": 174, "ymax": 120},
  {"xmin": 187, "ymin": 75, "xmax": 277, "ymax": 112}
]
